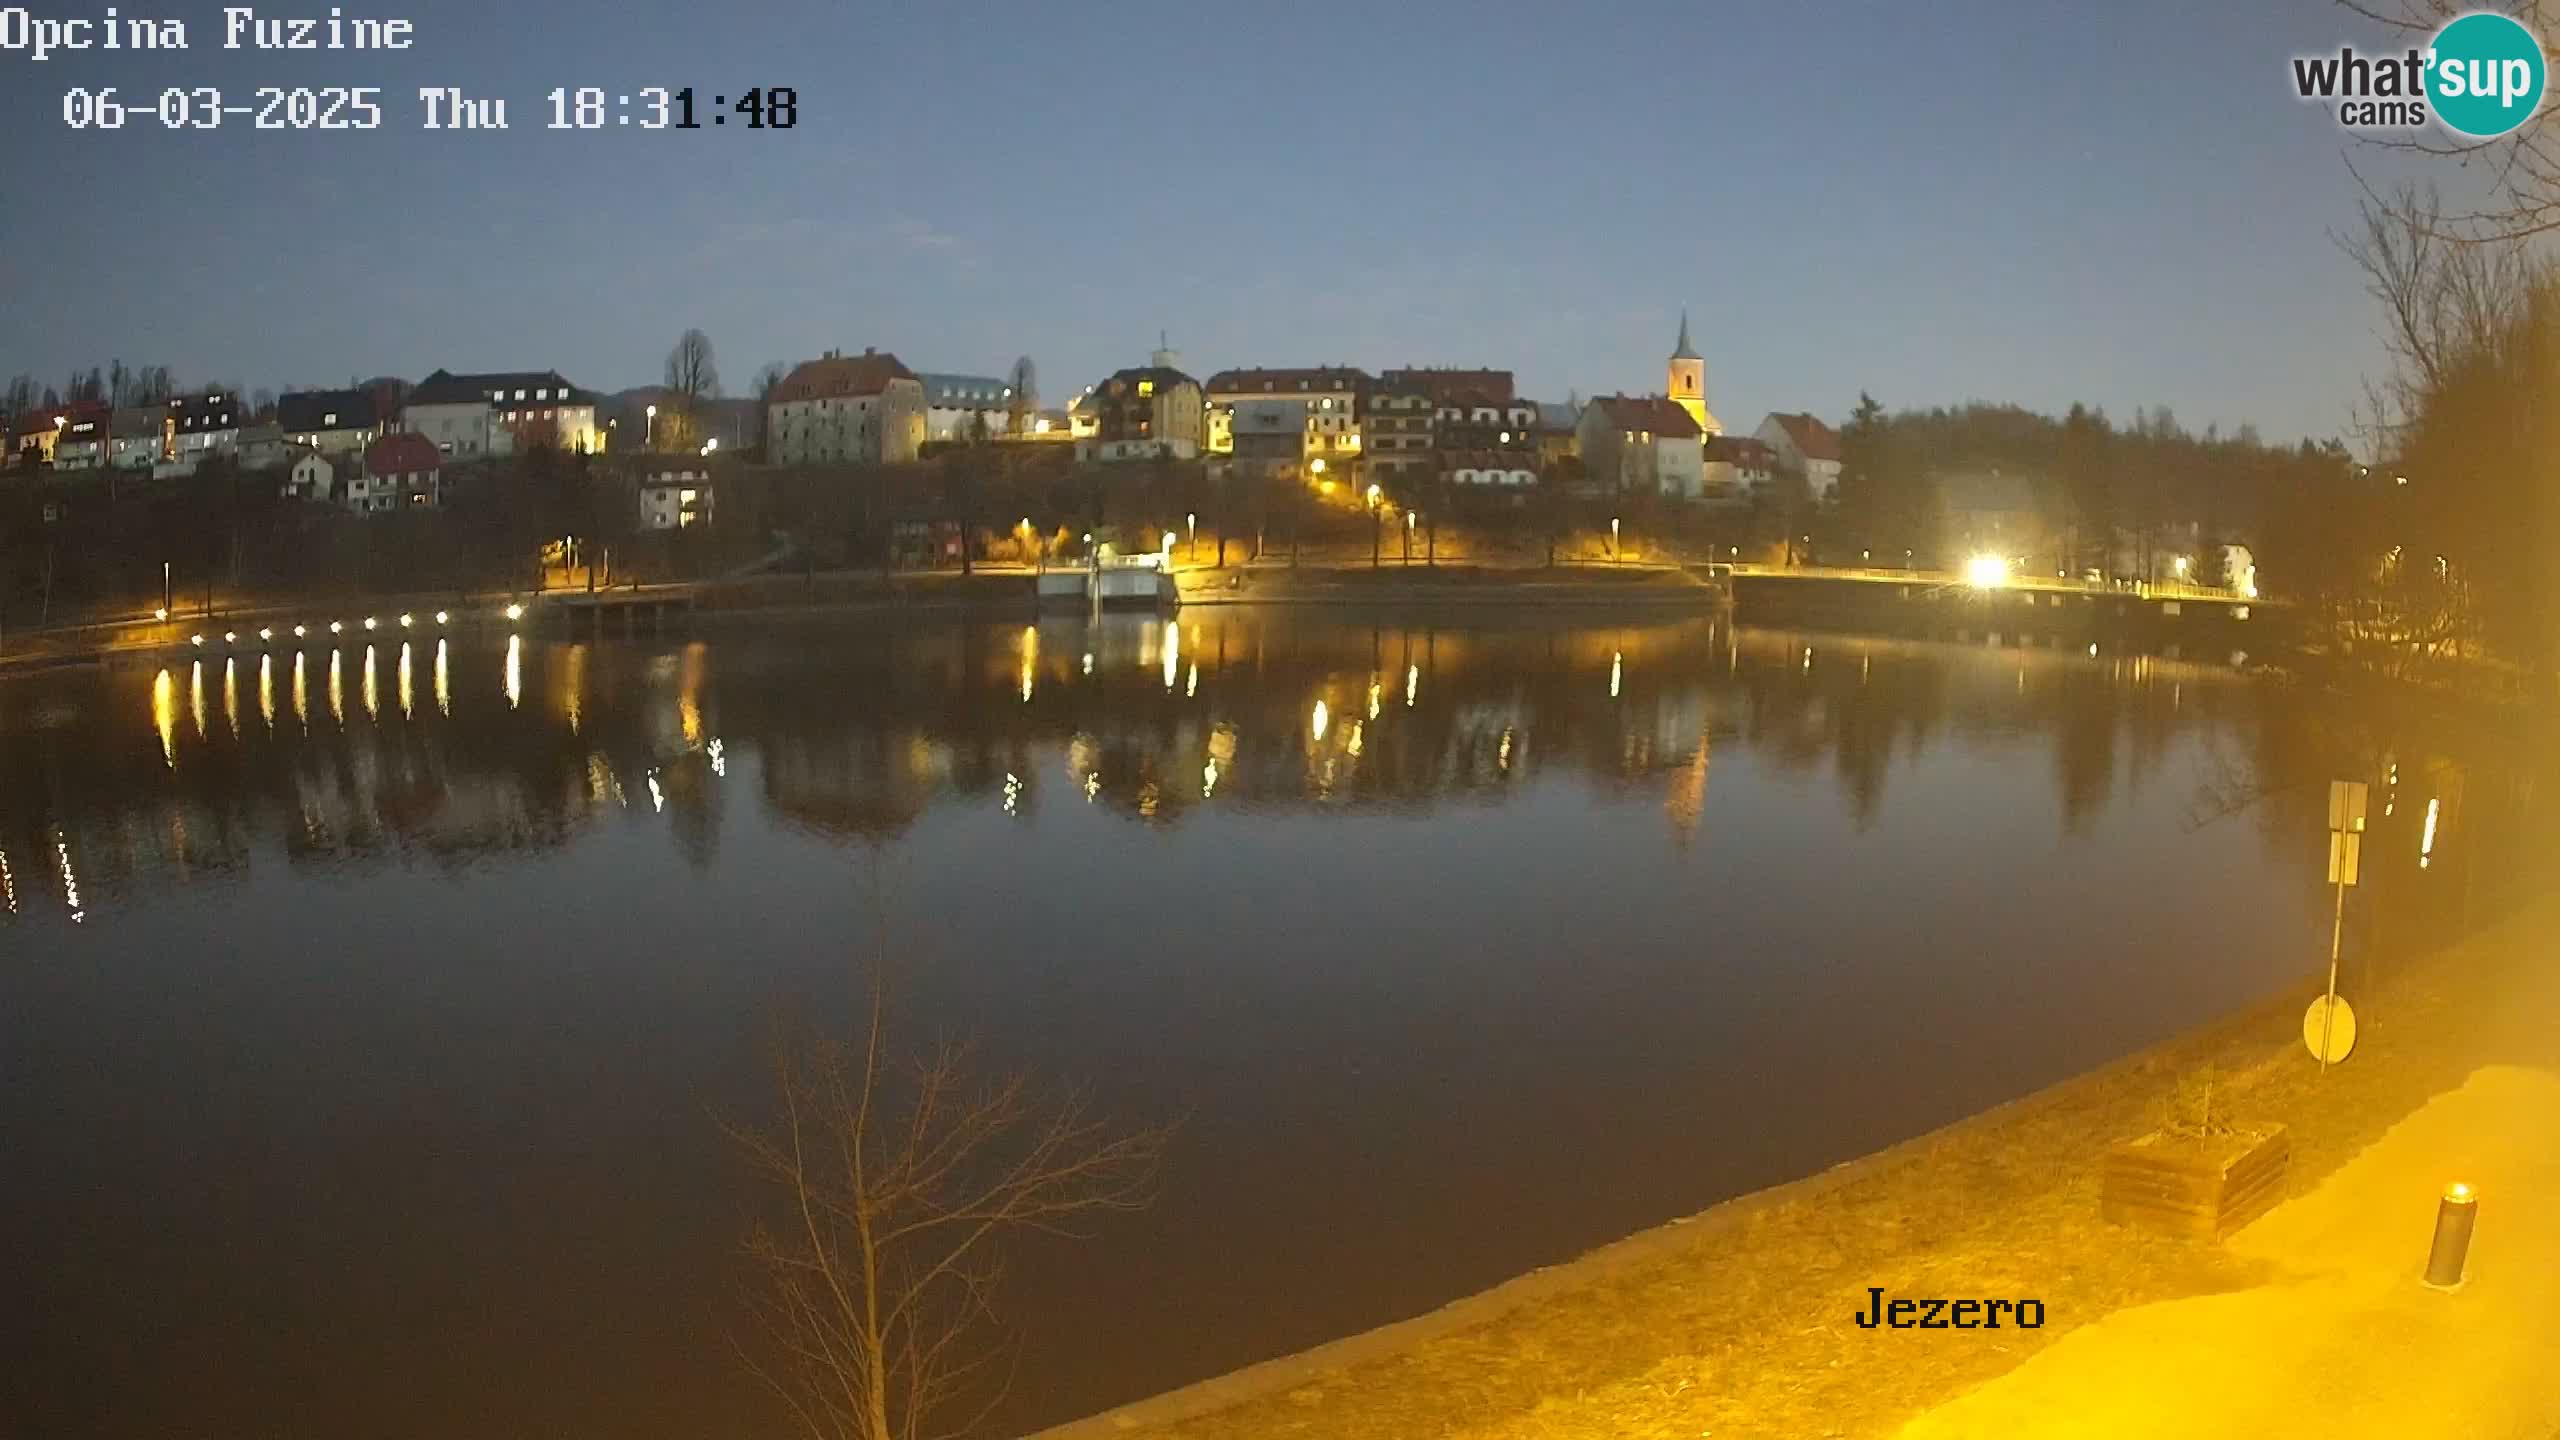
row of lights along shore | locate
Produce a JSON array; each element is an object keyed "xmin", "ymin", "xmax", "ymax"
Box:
[{"xmin": 164, "ymin": 602, "xmax": 528, "ymax": 651}]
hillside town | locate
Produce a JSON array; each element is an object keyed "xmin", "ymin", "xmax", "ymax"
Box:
[{"xmin": 2, "ymin": 313, "xmax": 2292, "ymax": 601}]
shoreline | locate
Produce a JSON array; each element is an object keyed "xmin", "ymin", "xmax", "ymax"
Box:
[{"xmin": 1030, "ymin": 883, "xmax": 2551, "ymax": 1440}]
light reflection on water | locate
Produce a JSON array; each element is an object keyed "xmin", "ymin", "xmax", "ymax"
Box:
[{"xmin": 0, "ymin": 612, "xmax": 2526, "ymax": 1440}]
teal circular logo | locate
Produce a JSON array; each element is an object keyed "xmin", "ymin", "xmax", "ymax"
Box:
[{"xmin": 2431, "ymin": 12, "xmax": 2546, "ymax": 137}]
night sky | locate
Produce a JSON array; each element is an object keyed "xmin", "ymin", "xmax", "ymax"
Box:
[{"xmin": 2, "ymin": 0, "xmax": 2446, "ymax": 441}]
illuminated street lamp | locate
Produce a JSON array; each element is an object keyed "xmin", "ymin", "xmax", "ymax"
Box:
[
  {"xmin": 1187, "ymin": 511, "xmax": 1198, "ymax": 561},
  {"xmin": 1611, "ymin": 515, "xmax": 1621, "ymax": 562},
  {"xmin": 1367, "ymin": 484, "xmax": 1383, "ymax": 568},
  {"xmin": 646, "ymin": 404, "xmax": 657, "ymax": 449}
]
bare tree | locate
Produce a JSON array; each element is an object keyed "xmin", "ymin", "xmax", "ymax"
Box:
[
  {"xmin": 2338, "ymin": 0, "xmax": 2560, "ymax": 239},
  {"xmin": 667, "ymin": 328, "xmax": 722, "ymax": 410},
  {"xmin": 728, "ymin": 969, "xmax": 1167, "ymax": 1440},
  {"xmin": 2338, "ymin": 182, "xmax": 2533, "ymax": 441}
]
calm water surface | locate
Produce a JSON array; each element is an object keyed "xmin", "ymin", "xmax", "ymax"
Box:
[{"xmin": 0, "ymin": 611, "xmax": 2480, "ymax": 1437}]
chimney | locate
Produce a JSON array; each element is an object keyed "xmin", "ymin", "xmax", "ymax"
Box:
[{"xmin": 864, "ymin": 346, "xmax": 876, "ymax": 356}]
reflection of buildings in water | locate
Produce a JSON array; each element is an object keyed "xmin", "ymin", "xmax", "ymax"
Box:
[{"xmin": 4, "ymin": 618, "xmax": 2497, "ymax": 925}]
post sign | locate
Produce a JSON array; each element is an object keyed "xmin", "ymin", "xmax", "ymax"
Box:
[
  {"xmin": 2327, "ymin": 829, "xmax": 2362, "ymax": 887},
  {"xmin": 2328, "ymin": 780, "xmax": 2368, "ymax": 835},
  {"xmin": 2304, "ymin": 994, "xmax": 2357, "ymax": 1065}
]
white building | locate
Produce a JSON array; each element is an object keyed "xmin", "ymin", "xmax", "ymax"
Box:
[
  {"xmin": 767, "ymin": 349, "xmax": 926, "ymax": 465},
  {"xmin": 1757, "ymin": 413, "xmax": 1843, "ymax": 502},
  {"xmin": 1203, "ymin": 367, "xmax": 1367, "ymax": 460},
  {"xmin": 404, "ymin": 369, "xmax": 600, "ymax": 458},
  {"xmin": 109, "ymin": 407, "xmax": 168, "ymax": 469},
  {"xmin": 1701, "ymin": 435, "xmax": 1779, "ymax": 508},
  {"xmin": 170, "ymin": 392, "xmax": 239, "ymax": 459},
  {"xmin": 1579, "ymin": 395, "xmax": 1706, "ymax": 499},
  {"xmin": 1444, "ymin": 450, "xmax": 1539, "ymax": 488},
  {"xmin": 916, "ymin": 372, "xmax": 1015, "ymax": 443},
  {"xmin": 285, "ymin": 450, "xmax": 336, "ymax": 502},
  {"xmin": 637, "ymin": 468, "xmax": 714, "ymax": 530},
  {"xmin": 349, "ymin": 432, "xmax": 444, "ymax": 512}
]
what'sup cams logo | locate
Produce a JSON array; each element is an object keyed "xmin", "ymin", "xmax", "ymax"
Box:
[{"xmin": 2294, "ymin": 10, "xmax": 2547, "ymax": 136}]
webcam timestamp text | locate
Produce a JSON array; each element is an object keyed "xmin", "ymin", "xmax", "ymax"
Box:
[{"xmin": 59, "ymin": 84, "xmax": 799, "ymax": 131}]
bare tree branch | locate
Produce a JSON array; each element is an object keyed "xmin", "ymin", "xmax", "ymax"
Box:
[{"xmin": 726, "ymin": 938, "xmax": 1169, "ymax": 1440}]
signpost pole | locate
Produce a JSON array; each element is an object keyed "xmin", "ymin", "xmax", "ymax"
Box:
[{"xmin": 2321, "ymin": 872, "xmax": 2345, "ymax": 1073}]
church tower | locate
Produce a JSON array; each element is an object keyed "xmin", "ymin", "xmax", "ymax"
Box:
[{"xmin": 1667, "ymin": 310, "xmax": 1716, "ymax": 436}]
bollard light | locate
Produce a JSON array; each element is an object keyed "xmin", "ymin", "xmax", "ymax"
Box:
[{"xmin": 2425, "ymin": 1181, "xmax": 2478, "ymax": 1290}]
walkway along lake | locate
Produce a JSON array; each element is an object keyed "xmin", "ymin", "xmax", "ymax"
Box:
[{"xmin": 0, "ymin": 610, "xmax": 2495, "ymax": 1438}]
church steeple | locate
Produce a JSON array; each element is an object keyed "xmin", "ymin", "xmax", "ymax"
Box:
[{"xmin": 1667, "ymin": 308, "xmax": 1715, "ymax": 435}]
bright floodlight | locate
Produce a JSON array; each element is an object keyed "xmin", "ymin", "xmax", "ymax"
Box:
[
  {"xmin": 1965, "ymin": 553, "xmax": 2011, "ymax": 589},
  {"xmin": 504, "ymin": 603, "xmax": 524, "ymax": 621}
]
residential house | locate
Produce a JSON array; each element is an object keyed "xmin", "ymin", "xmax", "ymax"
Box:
[
  {"xmin": 1364, "ymin": 379, "xmax": 1435, "ymax": 487},
  {"xmin": 1443, "ymin": 449, "xmax": 1540, "ymax": 490},
  {"xmin": 766, "ymin": 348, "xmax": 926, "ymax": 465},
  {"xmin": 1379, "ymin": 368, "xmax": 1515, "ymax": 405},
  {"xmin": 110, "ymin": 406, "xmax": 170, "ymax": 469},
  {"xmin": 1080, "ymin": 350, "xmax": 1204, "ymax": 462},
  {"xmin": 1578, "ymin": 395, "xmax": 1705, "ymax": 499},
  {"xmin": 635, "ymin": 467, "xmax": 714, "ymax": 531},
  {"xmin": 1757, "ymin": 412, "xmax": 1842, "ymax": 502},
  {"xmin": 1227, "ymin": 399, "xmax": 1314, "ymax": 478},
  {"xmin": 285, "ymin": 449, "xmax": 336, "ymax": 502},
  {"xmin": 170, "ymin": 392, "xmax": 240, "ymax": 460},
  {"xmin": 1432, "ymin": 393, "xmax": 1539, "ymax": 456},
  {"xmin": 48, "ymin": 402, "xmax": 114, "ymax": 468},
  {"xmin": 234, "ymin": 422, "xmax": 296, "ymax": 470},
  {"xmin": 276, "ymin": 388, "xmax": 383, "ymax": 456},
  {"xmin": 347, "ymin": 432, "xmax": 444, "ymax": 513},
  {"xmin": 1701, "ymin": 435, "xmax": 1780, "ymax": 508},
  {"xmin": 1533, "ymin": 402, "xmax": 1580, "ymax": 465},
  {"xmin": 405, "ymin": 369, "xmax": 601, "ymax": 458},
  {"xmin": 1203, "ymin": 367, "xmax": 1368, "ymax": 463},
  {"xmin": 916, "ymin": 372, "xmax": 1016, "ymax": 443}
]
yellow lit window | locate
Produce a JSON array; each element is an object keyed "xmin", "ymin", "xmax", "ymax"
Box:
[{"xmin": 1138, "ymin": 380, "xmax": 1155, "ymax": 397}]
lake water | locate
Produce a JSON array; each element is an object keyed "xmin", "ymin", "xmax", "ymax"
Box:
[{"xmin": 0, "ymin": 609, "xmax": 2483, "ymax": 1437}]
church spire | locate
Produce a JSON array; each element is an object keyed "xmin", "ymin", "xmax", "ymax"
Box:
[{"xmin": 1672, "ymin": 308, "xmax": 1699, "ymax": 361}]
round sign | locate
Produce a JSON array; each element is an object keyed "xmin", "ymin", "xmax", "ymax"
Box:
[{"xmin": 2304, "ymin": 994, "xmax": 2357, "ymax": 1064}]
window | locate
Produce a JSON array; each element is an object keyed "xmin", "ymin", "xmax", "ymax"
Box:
[
  {"xmin": 515, "ymin": 389, "xmax": 528, "ymax": 401},
  {"xmin": 1137, "ymin": 380, "xmax": 1155, "ymax": 397},
  {"xmin": 323, "ymin": 412, "xmax": 337, "ymax": 426},
  {"xmin": 536, "ymin": 388, "xmax": 549, "ymax": 400}
]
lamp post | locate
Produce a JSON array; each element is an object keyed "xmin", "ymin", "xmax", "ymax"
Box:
[
  {"xmin": 645, "ymin": 404, "xmax": 657, "ymax": 450},
  {"xmin": 1366, "ymin": 484, "xmax": 1383, "ymax": 568},
  {"xmin": 1187, "ymin": 511, "xmax": 1197, "ymax": 561},
  {"xmin": 1611, "ymin": 515, "xmax": 1621, "ymax": 563},
  {"xmin": 1403, "ymin": 509, "xmax": 1415, "ymax": 564}
]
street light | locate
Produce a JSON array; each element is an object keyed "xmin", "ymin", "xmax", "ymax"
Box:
[
  {"xmin": 1611, "ymin": 515, "xmax": 1621, "ymax": 562},
  {"xmin": 1367, "ymin": 484, "xmax": 1383, "ymax": 567},
  {"xmin": 646, "ymin": 403, "xmax": 657, "ymax": 449},
  {"xmin": 1187, "ymin": 511, "xmax": 1197, "ymax": 561}
]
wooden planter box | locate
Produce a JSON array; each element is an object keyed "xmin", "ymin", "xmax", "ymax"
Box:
[{"xmin": 2100, "ymin": 1124, "xmax": 2289, "ymax": 1240}]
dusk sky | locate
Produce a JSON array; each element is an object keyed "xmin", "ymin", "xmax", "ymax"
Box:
[{"xmin": 3, "ymin": 0, "xmax": 2451, "ymax": 443}]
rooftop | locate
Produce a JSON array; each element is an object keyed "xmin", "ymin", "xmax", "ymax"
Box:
[
  {"xmin": 1588, "ymin": 394, "xmax": 1703, "ymax": 439},
  {"xmin": 771, "ymin": 350, "xmax": 919, "ymax": 403}
]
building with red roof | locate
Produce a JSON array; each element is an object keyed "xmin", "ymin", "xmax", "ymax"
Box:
[
  {"xmin": 766, "ymin": 348, "xmax": 925, "ymax": 465},
  {"xmin": 1756, "ymin": 411, "xmax": 1843, "ymax": 500},
  {"xmin": 1578, "ymin": 395, "xmax": 1706, "ymax": 500},
  {"xmin": 347, "ymin": 431, "xmax": 444, "ymax": 512}
]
